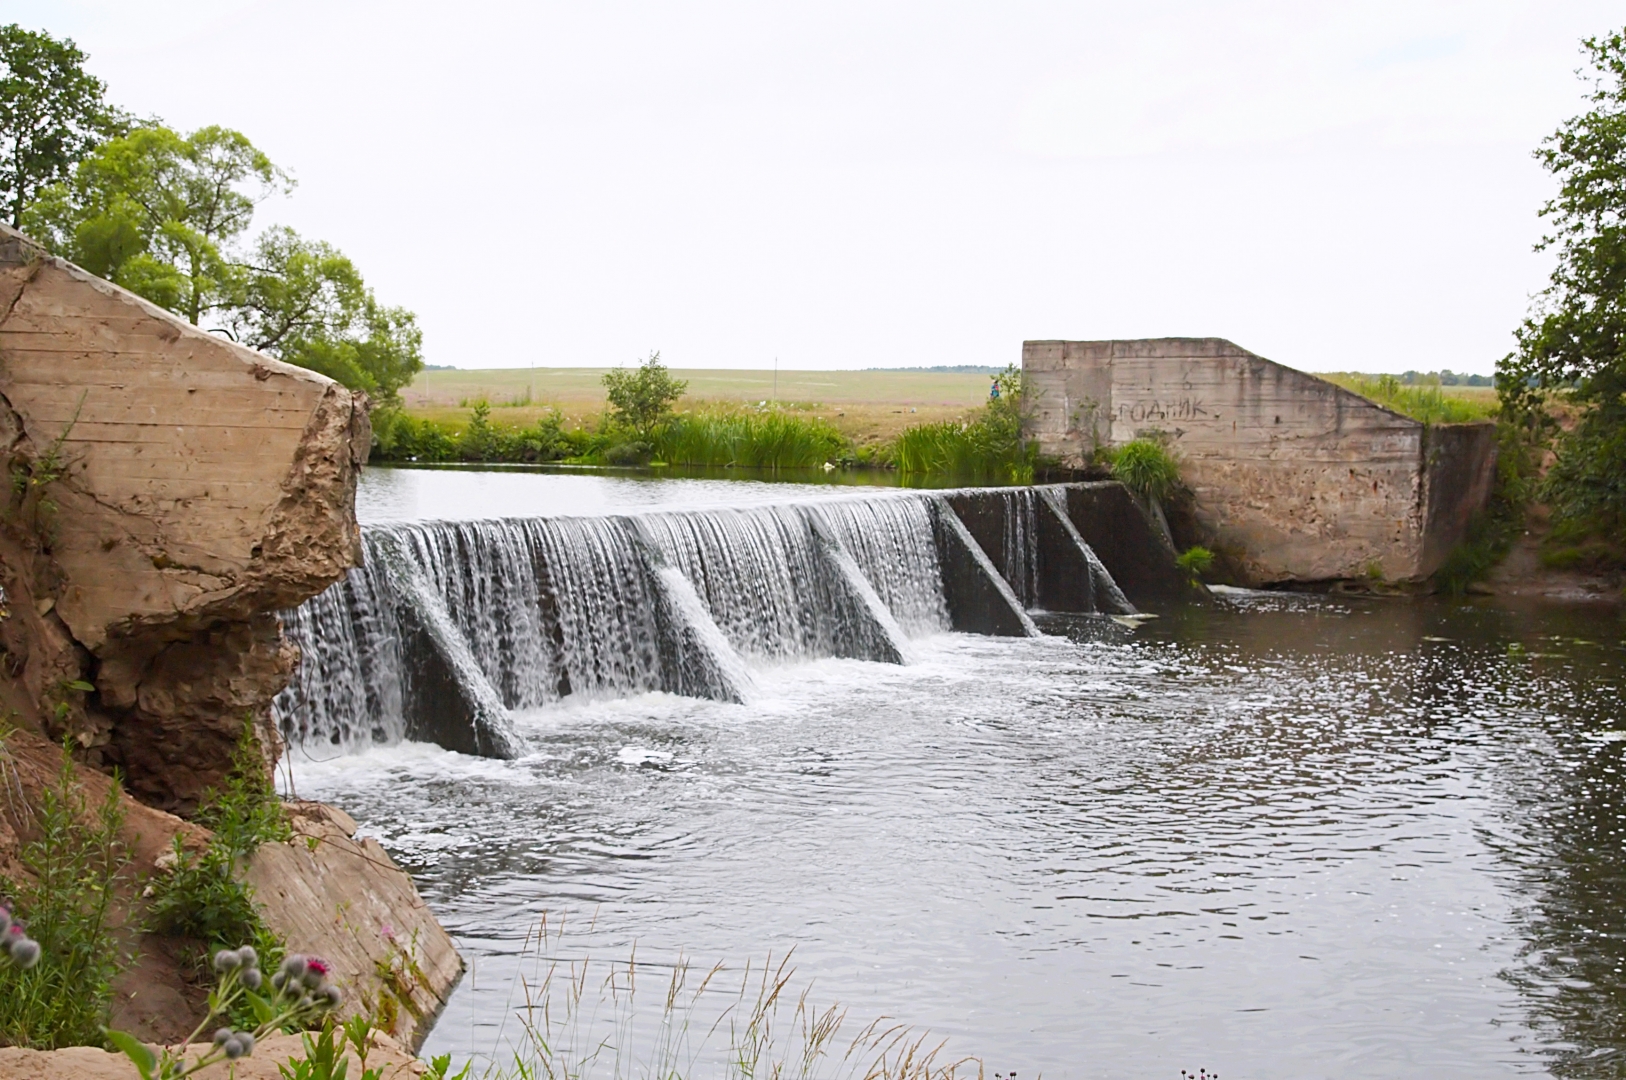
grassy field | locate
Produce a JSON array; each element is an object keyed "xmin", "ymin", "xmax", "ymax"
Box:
[
  {"xmin": 403, "ymin": 367, "xmax": 994, "ymax": 445},
  {"xmin": 1314, "ymin": 373, "xmax": 1499, "ymax": 423},
  {"xmin": 400, "ymin": 366, "xmax": 1502, "ymax": 447}
]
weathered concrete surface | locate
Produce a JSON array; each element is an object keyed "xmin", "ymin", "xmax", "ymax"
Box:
[
  {"xmin": 929, "ymin": 499, "xmax": 1037, "ymax": 636},
  {"xmin": 1024, "ymin": 338, "xmax": 1497, "ymax": 584},
  {"xmin": 943, "ymin": 485, "xmax": 1141, "ymax": 614},
  {"xmin": 0, "ymin": 1031, "xmax": 425, "ymax": 1080},
  {"xmin": 1061, "ymin": 483, "xmax": 1190, "ymax": 605},
  {"xmin": 0, "ymin": 222, "xmax": 367, "ymax": 809},
  {"xmin": 244, "ymin": 803, "xmax": 463, "ymax": 1051}
]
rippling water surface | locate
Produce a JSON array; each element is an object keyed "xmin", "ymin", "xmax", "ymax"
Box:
[{"xmin": 290, "ymin": 472, "xmax": 1626, "ymax": 1078}]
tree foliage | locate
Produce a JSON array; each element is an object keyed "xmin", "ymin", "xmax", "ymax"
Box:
[
  {"xmin": 24, "ymin": 124, "xmax": 423, "ymax": 406},
  {"xmin": 24, "ymin": 124, "xmax": 288, "ymax": 325},
  {"xmin": 1500, "ymin": 29, "xmax": 1626, "ymax": 532},
  {"xmin": 226, "ymin": 226, "xmax": 423, "ymax": 407},
  {"xmin": 0, "ymin": 24, "xmax": 123, "ymax": 228},
  {"xmin": 602, "ymin": 352, "xmax": 688, "ymax": 440}
]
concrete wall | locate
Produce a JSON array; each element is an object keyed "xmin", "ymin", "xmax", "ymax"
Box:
[{"xmin": 1023, "ymin": 338, "xmax": 1495, "ymax": 584}]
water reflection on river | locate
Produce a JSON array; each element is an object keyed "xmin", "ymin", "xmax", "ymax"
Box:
[{"xmin": 287, "ymin": 588, "xmax": 1624, "ymax": 1078}]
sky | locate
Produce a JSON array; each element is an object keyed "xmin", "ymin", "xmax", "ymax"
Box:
[{"xmin": 17, "ymin": 1, "xmax": 1624, "ymax": 373}]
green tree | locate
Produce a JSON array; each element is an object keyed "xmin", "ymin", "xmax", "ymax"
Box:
[
  {"xmin": 24, "ymin": 124, "xmax": 289, "ymax": 325},
  {"xmin": 25, "ymin": 127, "xmax": 423, "ymax": 408},
  {"xmin": 226, "ymin": 226, "xmax": 423, "ymax": 407},
  {"xmin": 602, "ymin": 351, "xmax": 688, "ymax": 440},
  {"xmin": 1500, "ymin": 29, "xmax": 1626, "ymax": 533},
  {"xmin": 0, "ymin": 24, "xmax": 124, "ymax": 228}
]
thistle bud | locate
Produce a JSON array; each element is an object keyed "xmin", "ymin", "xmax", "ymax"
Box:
[
  {"xmin": 280, "ymin": 954, "xmax": 307, "ymax": 980},
  {"xmin": 213, "ymin": 1028, "xmax": 234, "ymax": 1046},
  {"xmin": 235, "ymin": 1031, "xmax": 255, "ymax": 1056},
  {"xmin": 271, "ymin": 971, "xmax": 287, "ymax": 991},
  {"xmin": 213, "ymin": 949, "xmax": 241, "ymax": 973},
  {"xmin": 241, "ymin": 967, "xmax": 263, "ymax": 990},
  {"xmin": 223, "ymin": 1037, "xmax": 245, "ymax": 1060},
  {"xmin": 302, "ymin": 957, "xmax": 330, "ymax": 989},
  {"xmin": 8, "ymin": 938, "xmax": 39, "ymax": 969},
  {"xmin": 323, "ymin": 984, "xmax": 343, "ymax": 1008},
  {"xmin": 236, "ymin": 945, "xmax": 259, "ymax": 969}
]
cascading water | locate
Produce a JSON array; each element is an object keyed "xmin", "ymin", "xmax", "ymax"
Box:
[
  {"xmin": 1000, "ymin": 488, "xmax": 1040, "ymax": 608},
  {"xmin": 274, "ymin": 487, "xmax": 1125, "ymax": 757}
]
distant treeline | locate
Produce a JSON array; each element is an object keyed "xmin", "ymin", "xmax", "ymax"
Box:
[{"xmin": 1324, "ymin": 369, "xmax": 1493, "ymax": 387}]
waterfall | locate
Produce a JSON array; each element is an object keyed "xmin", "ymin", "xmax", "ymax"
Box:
[{"xmin": 274, "ymin": 487, "xmax": 1131, "ymax": 756}]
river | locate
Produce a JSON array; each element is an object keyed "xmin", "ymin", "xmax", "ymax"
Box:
[{"xmin": 282, "ymin": 467, "xmax": 1625, "ymax": 1078}]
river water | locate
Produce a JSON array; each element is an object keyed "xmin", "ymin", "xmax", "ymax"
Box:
[{"xmin": 284, "ymin": 468, "xmax": 1626, "ymax": 1078}]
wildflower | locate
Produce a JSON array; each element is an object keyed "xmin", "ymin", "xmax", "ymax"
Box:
[
  {"xmin": 302, "ymin": 957, "xmax": 330, "ymax": 989},
  {"xmin": 213, "ymin": 949, "xmax": 242, "ymax": 973},
  {"xmin": 280, "ymin": 954, "xmax": 307, "ymax": 980},
  {"xmin": 380, "ymin": 922, "xmax": 396, "ymax": 943},
  {"xmin": 235, "ymin": 1031, "xmax": 255, "ymax": 1055},
  {"xmin": 222, "ymin": 1037, "xmax": 246, "ymax": 1060},
  {"xmin": 236, "ymin": 945, "xmax": 259, "ymax": 969},
  {"xmin": 322, "ymin": 984, "xmax": 343, "ymax": 1008},
  {"xmin": 213, "ymin": 1028, "xmax": 233, "ymax": 1046},
  {"xmin": 241, "ymin": 967, "xmax": 263, "ymax": 990}
]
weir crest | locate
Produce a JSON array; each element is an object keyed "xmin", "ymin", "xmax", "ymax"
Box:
[{"xmin": 274, "ymin": 486, "xmax": 1134, "ymax": 757}]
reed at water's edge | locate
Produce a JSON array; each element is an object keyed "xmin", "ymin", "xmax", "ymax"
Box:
[
  {"xmin": 450, "ymin": 916, "xmax": 982, "ymax": 1080},
  {"xmin": 653, "ymin": 409, "xmax": 850, "ymax": 469}
]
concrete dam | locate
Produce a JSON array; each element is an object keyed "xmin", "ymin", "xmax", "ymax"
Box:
[{"xmin": 273, "ymin": 483, "xmax": 1178, "ymax": 758}]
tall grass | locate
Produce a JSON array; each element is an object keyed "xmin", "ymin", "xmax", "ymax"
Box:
[
  {"xmin": 1104, "ymin": 439, "xmax": 1181, "ymax": 503},
  {"xmin": 0, "ymin": 740, "xmax": 129, "ymax": 1049},
  {"xmin": 892, "ymin": 421, "xmax": 1032, "ymax": 481},
  {"xmin": 892, "ymin": 367, "xmax": 1034, "ymax": 482},
  {"xmin": 482, "ymin": 916, "xmax": 976, "ymax": 1080},
  {"xmin": 654, "ymin": 411, "xmax": 850, "ymax": 470},
  {"xmin": 1321, "ymin": 373, "xmax": 1497, "ymax": 424}
]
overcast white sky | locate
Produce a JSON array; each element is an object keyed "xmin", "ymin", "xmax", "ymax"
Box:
[{"xmin": 17, "ymin": 1, "xmax": 1623, "ymax": 372}]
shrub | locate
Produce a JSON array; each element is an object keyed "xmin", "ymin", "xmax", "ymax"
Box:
[
  {"xmin": 1105, "ymin": 439, "xmax": 1182, "ymax": 504},
  {"xmin": 0, "ymin": 741, "xmax": 129, "ymax": 1049},
  {"xmin": 603, "ymin": 352, "xmax": 687, "ymax": 441},
  {"xmin": 148, "ymin": 723, "xmax": 287, "ymax": 970}
]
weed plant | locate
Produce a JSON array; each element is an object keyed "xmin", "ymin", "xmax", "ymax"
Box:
[
  {"xmin": 1104, "ymin": 439, "xmax": 1182, "ymax": 504},
  {"xmin": 107, "ymin": 946, "xmax": 351, "ymax": 1079},
  {"xmin": 484, "ymin": 917, "xmax": 977, "ymax": 1080},
  {"xmin": 1321, "ymin": 373, "xmax": 1497, "ymax": 424},
  {"xmin": 0, "ymin": 741, "xmax": 129, "ymax": 1049},
  {"xmin": 655, "ymin": 410, "xmax": 850, "ymax": 469},
  {"xmin": 1175, "ymin": 546, "xmax": 1215, "ymax": 581},
  {"xmin": 149, "ymin": 723, "xmax": 288, "ymax": 968}
]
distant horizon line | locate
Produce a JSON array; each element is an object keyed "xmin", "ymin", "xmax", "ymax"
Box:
[{"xmin": 420, "ymin": 362, "xmax": 1499, "ymax": 377}]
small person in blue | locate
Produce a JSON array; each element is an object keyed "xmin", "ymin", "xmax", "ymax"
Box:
[{"xmin": 989, "ymin": 378, "xmax": 1001, "ymax": 401}]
